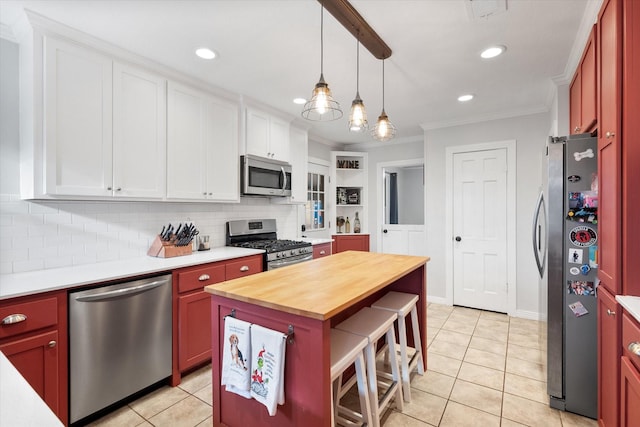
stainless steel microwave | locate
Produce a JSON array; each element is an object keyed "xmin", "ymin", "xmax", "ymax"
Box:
[{"xmin": 241, "ymin": 154, "xmax": 292, "ymax": 197}]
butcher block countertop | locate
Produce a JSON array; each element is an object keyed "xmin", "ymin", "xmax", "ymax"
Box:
[{"xmin": 205, "ymin": 251, "xmax": 430, "ymax": 320}]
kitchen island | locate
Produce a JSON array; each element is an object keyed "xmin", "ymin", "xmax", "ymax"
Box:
[{"xmin": 205, "ymin": 251, "xmax": 430, "ymax": 427}]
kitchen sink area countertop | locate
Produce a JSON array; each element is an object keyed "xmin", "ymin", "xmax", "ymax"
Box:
[
  {"xmin": 0, "ymin": 247, "xmax": 264, "ymax": 300},
  {"xmin": 616, "ymin": 295, "xmax": 640, "ymax": 323}
]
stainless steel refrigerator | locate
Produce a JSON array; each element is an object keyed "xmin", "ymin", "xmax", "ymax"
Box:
[{"xmin": 532, "ymin": 133, "xmax": 598, "ymax": 419}]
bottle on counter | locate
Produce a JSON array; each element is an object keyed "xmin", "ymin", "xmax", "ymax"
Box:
[
  {"xmin": 354, "ymin": 212, "xmax": 361, "ymax": 233},
  {"xmin": 345, "ymin": 217, "xmax": 351, "ymax": 233}
]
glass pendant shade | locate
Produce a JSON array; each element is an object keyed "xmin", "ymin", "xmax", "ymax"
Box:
[
  {"xmin": 371, "ymin": 59, "xmax": 396, "ymax": 142},
  {"xmin": 302, "ymin": 4, "xmax": 342, "ymax": 122},
  {"xmin": 302, "ymin": 74, "xmax": 343, "ymax": 121},
  {"xmin": 349, "ymin": 38, "xmax": 367, "ymax": 132}
]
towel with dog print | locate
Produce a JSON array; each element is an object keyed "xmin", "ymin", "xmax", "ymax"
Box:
[
  {"xmin": 221, "ymin": 316, "xmax": 251, "ymax": 398},
  {"xmin": 249, "ymin": 324, "xmax": 286, "ymax": 416}
]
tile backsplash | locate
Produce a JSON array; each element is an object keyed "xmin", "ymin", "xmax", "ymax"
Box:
[{"xmin": 0, "ymin": 194, "xmax": 300, "ymax": 274}]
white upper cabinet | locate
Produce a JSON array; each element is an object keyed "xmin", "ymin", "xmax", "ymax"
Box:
[
  {"xmin": 44, "ymin": 37, "xmax": 113, "ymax": 197},
  {"xmin": 245, "ymin": 107, "xmax": 290, "ymax": 163},
  {"xmin": 167, "ymin": 81, "xmax": 239, "ymax": 202},
  {"xmin": 42, "ymin": 36, "xmax": 166, "ymax": 199},
  {"xmin": 112, "ymin": 63, "xmax": 166, "ymax": 198},
  {"xmin": 288, "ymin": 127, "xmax": 308, "ymax": 204}
]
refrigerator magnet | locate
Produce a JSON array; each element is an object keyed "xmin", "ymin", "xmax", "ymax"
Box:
[
  {"xmin": 569, "ymin": 301, "xmax": 589, "ymax": 317},
  {"xmin": 589, "ymin": 246, "xmax": 598, "ymax": 268},
  {"xmin": 567, "ymin": 280, "xmax": 595, "ymax": 296},
  {"xmin": 569, "ymin": 266, "xmax": 581, "ymax": 275},
  {"xmin": 567, "ymin": 174, "xmax": 581, "ymax": 183},
  {"xmin": 569, "ymin": 226, "xmax": 597, "ymax": 247},
  {"xmin": 568, "ymin": 248, "xmax": 583, "ymax": 264}
]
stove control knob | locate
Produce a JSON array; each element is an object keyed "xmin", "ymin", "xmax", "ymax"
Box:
[{"xmin": 290, "ymin": 250, "xmax": 295, "ymax": 256}]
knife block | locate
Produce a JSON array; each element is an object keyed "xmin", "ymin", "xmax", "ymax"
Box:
[{"xmin": 147, "ymin": 235, "xmax": 193, "ymax": 258}]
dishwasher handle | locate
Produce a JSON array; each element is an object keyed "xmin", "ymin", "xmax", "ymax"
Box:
[{"xmin": 74, "ymin": 279, "xmax": 170, "ymax": 302}]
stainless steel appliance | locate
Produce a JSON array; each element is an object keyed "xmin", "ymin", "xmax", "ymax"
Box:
[
  {"xmin": 226, "ymin": 219, "xmax": 312, "ymax": 270},
  {"xmin": 241, "ymin": 154, "xmax": 292, "ymax": 197},
  {"xmin": 69, "ymin": 274, "xmax": 172, "ymax": 424},
  {"xmin": 532, "ymin": 133, "xmax": 598, "ymax": 418}
]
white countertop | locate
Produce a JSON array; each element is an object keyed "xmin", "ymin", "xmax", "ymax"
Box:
[
  {"xmin": 0, "ymin": 351, "xmax": 64, "ymax": 427},
  {"xmin": 616, "ymin": 295, "xmax": 640, "ymax": 324},
  {"xmin": 299, "ymin": 237, "xmax": 333, "ymax": 245},
  {"xmin": 0, "ymin": 247, "xmax": 264, "ymax": 300}
]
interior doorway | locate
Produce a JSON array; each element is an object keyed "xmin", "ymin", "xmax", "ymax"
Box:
[
  {"xmin": 445, "ymin": 140, "xmax": 516, "ymax": 314},
  {"xmin": 377, "ymin": 159, "xmax": 426, "ymax": 256}
]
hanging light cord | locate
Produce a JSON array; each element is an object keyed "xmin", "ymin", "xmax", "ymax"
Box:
[
  {"xmin": 356, "ymin": 36, "xmax": 360, "ymax": 93},
  {"xmin": 381, "ymin": 59, "xmax": 385, "ymax": 110},
  {"xmin": 320, "ymin": 3, "xmax": 324, "ymax": 76}
]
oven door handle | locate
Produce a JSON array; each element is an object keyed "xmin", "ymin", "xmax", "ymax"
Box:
[
  {"xmin": 269, "ymin": 253, "xmax": 313, "ymax": 269},
  {"xmin": 281, "ymin": 166, "xmax": 288, "ymax": 194}
]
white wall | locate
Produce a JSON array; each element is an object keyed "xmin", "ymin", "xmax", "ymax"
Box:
[
  {"xmin": 0, "ymin": 39, "xmax": 299, "ymax": 276},
  {"xmin": 424, "ymin": 112, "xmax": 550, "ymax": 318}
]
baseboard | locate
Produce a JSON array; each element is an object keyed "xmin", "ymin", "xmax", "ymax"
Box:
[
  {"xmin": 426, "ymin": 295, "xmax": 449, "ymax": 306},
  {"xmin": 512, "ymin": 309, "xmax": 545, "ymax": 321}
]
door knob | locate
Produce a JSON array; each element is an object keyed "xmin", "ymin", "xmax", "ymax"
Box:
[
  {"xmin": 455, "ymin": 236, "xmax": 462, "ymax": 242},
  {"xmin": 383, "ymin": 229, "xmax": 388, "ymax": 233}
]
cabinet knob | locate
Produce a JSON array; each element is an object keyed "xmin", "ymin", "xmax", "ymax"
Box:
[
  {"xmin": 208, "ymin": 192, "xmax": 213, "ymax": 196},
  {"xmin": 629, "ymin": 342, "xmax": 640, "ymax": 357},
  {"xmin": 116, "ymin": 187, "xmax": 122, "ymax": 192},
  {"xmin": 107, "ymin": 187, "xmax": 113, "ymax": 191},
  {"xmin": 203, "ymin": 192, "xmax": 207, "ymax": 195},
  {"xmin": 606, "ymin": 131, "xmax": 615, "ymax": 138},
  {"xmin": 574, "ymin": 126, "xmax": 580, "ymax": 132},
  {"xmin": 198, "ymin": 274, "xmax": 210, "ymax": 282},
  {"xmin": 319, "ymin": 250, "xmax": 326, "ymax": 255},
  {"xmin": 240, "ymin": 266, "xmax": 250, "ymax": 272},
  {"xmin": 48, "ymin": 340, "xmax": 57, "ymax": 348},
  {"xmin": 606, "ymin": 309, "xmax": 616, "ymax": 316},
  {"xmin": 2, "ymin": 313, "xmax": 27, "ymax": 325}
]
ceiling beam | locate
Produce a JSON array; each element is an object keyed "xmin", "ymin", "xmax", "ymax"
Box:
[{"xmin": 320, "ymin": 0, "xmax": 392, "ymax": 60}]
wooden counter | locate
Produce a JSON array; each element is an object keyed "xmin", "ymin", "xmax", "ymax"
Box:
[{"xmin": 206, "ymin": 251, "xmax": 430, "ymax": 427}]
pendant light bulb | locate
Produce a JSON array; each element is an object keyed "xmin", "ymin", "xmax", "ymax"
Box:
[
  {"xmin": 302, "ymin": 3, "xmax": 342, "ymax": 122},
  {"xmin": 349, "ymin": 38, "xmax": 368, "ymax": 132},
  {"xmin": 372, "ymin": 59, "xmax": 396, "ymax": 142}
]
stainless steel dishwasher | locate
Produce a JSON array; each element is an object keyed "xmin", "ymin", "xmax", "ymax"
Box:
[{"xmin": 69, "ymin": 274, "xmax": 172, "ymax": 424}]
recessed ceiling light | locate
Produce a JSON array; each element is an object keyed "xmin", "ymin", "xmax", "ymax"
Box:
[
  {"xmin": 458, "ymin": 94, "xmax": 474, "ymax": 102},
  {"xmin": 195, "ymin": 48, "xmax": 216, "ymax": 60},
  {"xmin": 481, "ymin": 45, "xmax": 506, "ymax": 59},
  {"xmin": 293, "ymin": 98, "xmax": 307, "ymax": 105}
]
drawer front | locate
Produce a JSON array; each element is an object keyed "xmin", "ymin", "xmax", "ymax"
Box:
[
  {"xmin": 313, "ymin": 243, "xmax": 332, "ymax": 259},
  {"xmin": 177, "ymin": 263, "xmax": 226, "ymax": 293},
  {"xmin": 225, "ymin": 255, "xmax": 262, "ymax": 280},
  {"xmin": 623, "ymin": 313, "xmax": 640, "ymax": 372},
  {"xmin": 0, "ymin": 297, "xmax": 58, "ymax": 339}
]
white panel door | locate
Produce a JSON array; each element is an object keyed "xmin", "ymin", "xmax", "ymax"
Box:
[
  {"xmin": 112, "ymin": 63, "xmax": 166, "ymax": 198},
  {"xmin": 203, "ymin": 96, "xmax": 239, "ymax": 202},
  {"xmin": 381, "ymin": 225, "xmax": 426, "ymax": 256},
  {"xmin": 452, "ymin": 148, "xmax": 508, "ymax": 312},
  {"xmin": 269, "ymin": 116, "xmax": 290, "ymax": 163},
  {"xmin": 245, "ymin": 108, "xmax": 270, "ymax": 158},
  {"xmin": 44, "ymin": 37, "xmax": 112, "ymax": 196},
  {"xmin": 166, "ymin": 82, "xmax": 206, "ymax": 199}
]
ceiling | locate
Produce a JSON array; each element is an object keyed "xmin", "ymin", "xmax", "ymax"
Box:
[{"xmin": 0, "ymin": 0, "xmax": 596, "ymax": 146}]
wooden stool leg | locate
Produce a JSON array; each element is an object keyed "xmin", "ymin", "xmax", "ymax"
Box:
[
  {"xmin": 386, "ymin": 328, "xmax": 404, "ymax": 412},
  {"xmin": 365, "ymin": 344, "xmax": 381, "ymax": 427},
  {"xmin": 410, "ymin": 306, "xmax": 425, "ymax": 375},
  {"xmin": 397, "ymin": 314, "xmax": 412, "ymax": 402},
  {"xmin": 354, "ymin": 352, "xmax": 373, "ymax": 427}
]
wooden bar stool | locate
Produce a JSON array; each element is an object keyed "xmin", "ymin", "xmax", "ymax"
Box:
[
  {"xmin": 371, "ymin": 291, "xmax": 425, "ymax": 403},
  {"xmin": 335, "ymin": 307, "xmax": 404, "ymax": 427},
  {"xmin": 330, "ymin": 329, "xmax": 373, "ymax": 427}
]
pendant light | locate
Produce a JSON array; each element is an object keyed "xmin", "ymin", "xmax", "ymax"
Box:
[
  {"xmin": 302, "ymin": 2, "xmax": 342, "ymax": 121},
  {"xmin": 348, "ymin": 36, "xmax": 367, "ymax": 132},
  {"xmin": 371, "ymin": 59, "xmax": 396, "ymax": 141}
]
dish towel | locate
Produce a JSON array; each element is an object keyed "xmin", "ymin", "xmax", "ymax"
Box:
[
  {"xmin": 249, "ymin": 324, "xmax": 286, "ymax": 416},
  {"xmin": 221, "ymin": 316, "xmax": 252, "ymax": 398}
]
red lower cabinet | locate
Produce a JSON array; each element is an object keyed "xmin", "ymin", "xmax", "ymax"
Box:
[
  {"xmin": 313, "ymin": 242, "xmax": 332, "ymax": 259},
  {"xmin": 178, "ymin": 290, "xmax": 213, "ymax": 371},
  {"xmin": 0, "ymin": 291, "xmax": 68, "ymax": 424},
  {"xmin": 332, "ymin": 234, "xmax": 370, "ymax": 254},
  {"xmin": 597, "ymin": 287, "xmax": 621, "ymax": 427},
  {"xmin": 621, "ymin": 356, "xmax": 640, "ymax": 426}
]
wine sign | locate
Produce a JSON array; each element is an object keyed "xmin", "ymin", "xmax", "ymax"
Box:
[{"xmin": 337, "ymin": 159, "xmax": 359, "ymax": 169}]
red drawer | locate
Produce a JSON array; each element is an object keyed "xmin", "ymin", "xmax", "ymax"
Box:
[
  {"xmin": 622, "ymin": 312, "xmax": 640, "ymax": 372},
  {"xmin": 0, "ymin": 297, "xmax": 58, "ymax": 340},
  {"xmin": 176, "ymin": 263, "xmax": 226, "ymax": 293},
  {"xmin": 225, "ymin": 255, "xmax": 262, "ymax": 280}
]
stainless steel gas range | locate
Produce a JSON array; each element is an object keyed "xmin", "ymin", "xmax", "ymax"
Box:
[{"xmin": 226, "ymin": 219, "xmax": 312, "ymax": 270}]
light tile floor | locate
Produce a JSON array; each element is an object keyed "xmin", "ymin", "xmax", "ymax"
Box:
[{"xmin": 88, "ymin": 303, "xmax": 598, "ymax": 427}]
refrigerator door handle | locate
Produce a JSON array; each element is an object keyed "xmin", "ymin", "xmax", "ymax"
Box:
[{"xmin": 532, "ymin": 191, "xmax": 546, "ymax": 278}]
